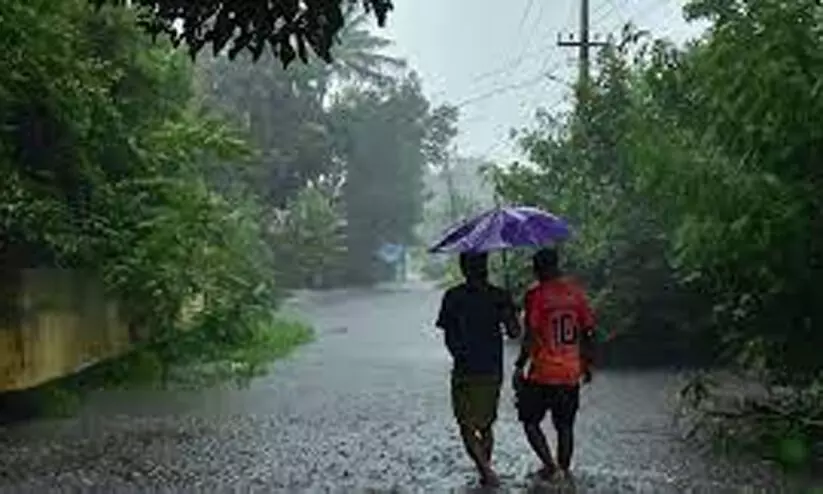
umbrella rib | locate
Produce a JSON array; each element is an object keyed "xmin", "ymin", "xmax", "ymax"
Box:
[
  {"xmin": 428, "ymin": 205, "xmax": 570, "ymax": 253},
  {"xmin": 468, "ymin": 211, "xmax": 503, "ymax": 252}
]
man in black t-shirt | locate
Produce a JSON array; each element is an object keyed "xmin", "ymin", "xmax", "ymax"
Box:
[{"xmin": 436, "ymin": 252, "xmax": 521, "ymax": 487}]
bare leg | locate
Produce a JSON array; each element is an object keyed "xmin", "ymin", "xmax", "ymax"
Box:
[
  {"xmin": 459, "ymin": 425, "xmax": 500, "ymax": 486},
  {"xmin": 480, "ymin": 427, "xmax": 494, "ymax": 462},
  {"xmin": 556, "ymin": 424, "xmax": 574, "ymax": 471},
  {"xmin": 523, "ymin": 422, "xmax": 557, "ymax": 479}
]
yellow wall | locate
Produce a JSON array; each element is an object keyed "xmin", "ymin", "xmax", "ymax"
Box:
[{"xmin": 0, "ymin": 269, "xmax": 132, "ymax": 391}]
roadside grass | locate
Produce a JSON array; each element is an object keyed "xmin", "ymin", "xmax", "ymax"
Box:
[
  {"xmin": 677, "ymin": 371, "xmax": 823, "ymax": 483},
  {"xmin": 0, "ymin": 314, "xmax": 313, "ymax": 421}
]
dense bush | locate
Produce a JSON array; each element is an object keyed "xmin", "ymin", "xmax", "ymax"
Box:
[
  {"xmin": 270, "ymin": 185, "xmax": 347, "ymax": 289},
  {"xmin": 0, "ymin": 0, "xmax": 282, "ymax": 373},
  {"xmin": 491, "ymin": 0, "xmax": 823, "ymax": 464}
]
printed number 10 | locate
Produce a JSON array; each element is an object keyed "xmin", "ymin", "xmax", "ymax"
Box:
[{"xmin": 552, "ymin": 312, "xmax": 578, "ymax": 346}]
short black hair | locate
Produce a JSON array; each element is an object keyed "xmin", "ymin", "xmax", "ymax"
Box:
[
  {"xmin": 459, "ymin": 252, "xmax": 489, "ymax": 281},
  {"xmin": 533, "ymin": 248, "xmax": 559, "ymax": 280}
]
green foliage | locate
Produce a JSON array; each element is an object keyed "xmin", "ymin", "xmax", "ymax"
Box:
[
  {"xmin": 87, "ymin": 350, "xmax": 166, "ymax": 390},
  {"xmin": 684, "ymin": 377, "xmax": 822, "ymax": 473},
  {"xmin": 198, "ymin": 51, "xmax": 333, "ymax": 206},
  {"xmin": 114, "ymin": 314, "xmax": 312, "ymax": 390},
  {"xmin": 0, "ymin": 0, "xmax": 291, "ymax": 390},
  {"xmin": 195, "ymin": 5, "xmax": 407, "ymax": 207},
  {"xmin": 30, "ymin": 386, "xmax": 84, "ymax": 419},
  {"xmin": 151, "ymin": 314, "xmax": 314, "ymax": 389},
  {"xmin": 634, "ymin": 0, "xmax": 823, "ymax": 385},
  {"xmin": 489, "ymin": 62, "xmax": 710, "ymax": 366},
  {"xmin": 7, "ymin": 315, "xmax": 313, "ymax": 420},
  {"xmin": 333, "ymin": 74, "xmax": 456, "ymax": 284},
  {"xmin": 271, "ymin": 186, "xmax": 347, "ymax": 289},
  {"xmin": 327, "ymin": 9, "xmax": 406, "ymax": 86},
  {"xmin": 92, "ymin": 0, "xmax": 393, "ymax": 66},
  {"xmin": 197, "ymin": 15, "xmax": 419, "ymax": 289},
  {"xmin": 492, "ymin": 0, "xmax": 823, "ymax": 464}
]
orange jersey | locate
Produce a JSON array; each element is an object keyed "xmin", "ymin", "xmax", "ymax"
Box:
[{"xmin": 524, "ymin": 277, "xmax": 595, "ymax": 385}]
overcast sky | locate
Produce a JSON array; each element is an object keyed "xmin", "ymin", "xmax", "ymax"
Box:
[{"xmin": 380, "ymin": 0, "xmax": 706, "ymax": 164}]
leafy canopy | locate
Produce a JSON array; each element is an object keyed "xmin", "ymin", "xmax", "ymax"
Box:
[{"xmin": 93, "ymin": 0, "xmax": 394, "ymax": 66}]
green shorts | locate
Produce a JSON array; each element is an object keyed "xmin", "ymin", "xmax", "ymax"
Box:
[{"xmin": 450, "ymin": 373, "xmax": 502, "ymax": 430}]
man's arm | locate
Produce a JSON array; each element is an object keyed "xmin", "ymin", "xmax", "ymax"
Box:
[
  {"xmin": 580, "ymin": 326, "xmax": 596, "ymax": 382},
  {"xmin": 436, "ymin": 290, "xmax": 459, "ymax": 357},
  {"xmin": 576, "ymin": 287, "xmax": 597, "ymax": 382},
  {"xmin": 514, "ymin": 290, "xmax": 534, "ymax": 373},
  {"xmin": 514, "ymin": 326, "xmax": 531, "ymax": 371}
]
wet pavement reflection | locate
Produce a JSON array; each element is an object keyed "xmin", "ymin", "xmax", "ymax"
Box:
[{"xmin": 0, "ymin": 284, "xmax": 795, "ymax": 492}]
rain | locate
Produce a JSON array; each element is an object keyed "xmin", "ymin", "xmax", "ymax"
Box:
[{"xmin": 0, "ymin": 0, "xmax": 821, "ymax": 492}]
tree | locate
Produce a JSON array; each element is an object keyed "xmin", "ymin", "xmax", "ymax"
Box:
[
  {"xmin": 194, "ymin": 5, "xmax": 414, "ymax": 288},
  {"xmin": 488, "ymin": 32, "xmax": 717, "ymax": 367},
  {"xmin": 93, "ymin": 0, "xmax": 393, "ymax": 66},
  {"xmin": 196, "ymin": 6, "xmax": 406, "ymax": 206},
  {"xmin": 198, "ymin": 52, "xmax": 335, "ymax": 206},
  {"xmin": 325, "ymin": 9, "xmax": 406, "ymax": 88},
  {"xmin": 331, "ymin": 73, "xmax": 453, "ymax": 284},
  {"xmin": 632, "ymin": 0, "xmax": 823, "ymax": 384},
  {"xmin": 420, "ymin": 154, "xmax": 494, "ymax": 242},
  {"xmin": 0, "ymin": 0, "xmax": 278, "ymax": 360},
  {"xmin": 491, "ymin": 0, "xmax": 823, "ymax": 465},
  {"xmin": 270, "ymin": 185, "xmax": 346, "ymax": 289}
]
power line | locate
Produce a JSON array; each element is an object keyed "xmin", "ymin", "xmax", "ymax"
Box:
[
  {"xmin": 465, "ymin": 63, "xmax": 574, "ymax": 135},
  {"xmin": 516, "ymin": 0, "xmax": 537, "ymax": 34},
  {"xmin": 434, "ymin": 1, "xmax": 614, "ymax": 103},
  {"xmin": 476, "ymin": 92, "xmax": 571, "ymax": 160},
  {"xmin": 453, "ymin": 60, "xmax": 573, "ymax": 110},
  {"xmin": 453, "ymin": 0, "xmax": 539, "ymax": 89},
  {"xmin": 452, "ymin": 1, "xmax": 657, "ymax": 113},
  {"xmin": 513, "ymin": 1, "xmax": 549, "ymax": 66},
  {"xmin": 433, "ymin": 0, "xmax": 671, "ymax": 105},
  {"xmin": 455, "ymin": 1, "xmax": 547, "ymax": 97},
  {"xmin": 462, "ymin": 0, "xmax": 697, "ymax": 160},
  {"xmin": 459, "ymin": 39, "xmax": 559, "ymax": 92},
  {"xmin": 598, "ymin": 0, "xmax": 681, "ymax": 37},
  {"xmin": 462, "ymin": 71, "xmax": 571, "ymax": 129},
  {"xmin": 455, "ymin": 30, "xmax": 586, "ymax": 110},
  {"xmin": 605, "ymin": 0, "xmax": 632, "ymax": 26},
  {"xmin": 454, "ymin": 0, "xmax": 689, "ymax": 142},
  {"xmin": 453, "ymin": 47, "xmax": 578, "ymax": 131}
]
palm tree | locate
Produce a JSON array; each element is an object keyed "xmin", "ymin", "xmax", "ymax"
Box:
[{"xmin": 322, "ymin": 10, "xmax": 406, "ymax": 90}]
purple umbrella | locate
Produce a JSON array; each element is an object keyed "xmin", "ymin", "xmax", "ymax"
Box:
[{"xmin": 429, "ymin": 206, "xmax": 571, "ymax": 254}]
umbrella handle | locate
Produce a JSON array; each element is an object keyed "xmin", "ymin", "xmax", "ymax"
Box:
[{"xmin": 501, "ymin": 249, "xmax": 511, "ymax": 292}]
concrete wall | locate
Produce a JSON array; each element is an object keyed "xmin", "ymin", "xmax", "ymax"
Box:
[{"xmin": 0, "ymin": 269, "xmax": 132, "ymax": 391}]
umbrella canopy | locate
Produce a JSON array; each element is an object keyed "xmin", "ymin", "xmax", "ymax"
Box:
[{"xmin": 429, "ymin": 205, "xmax": 571, "ymax": 254}]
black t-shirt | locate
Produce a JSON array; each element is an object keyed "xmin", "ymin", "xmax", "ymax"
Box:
[{"xmin": 436, "ymin": 282, "xmax": 515, "ymax": 377}]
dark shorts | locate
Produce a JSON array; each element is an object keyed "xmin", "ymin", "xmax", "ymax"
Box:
[
  {"xmin": 451, "ymin": 373, "xmax": 502, "ymax": 430},
  {"xmin": 516, "ymin": 380, "xmax": 580, "ymax": 427}
]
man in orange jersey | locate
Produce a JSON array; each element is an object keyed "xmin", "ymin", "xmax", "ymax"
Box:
[{"xmin": 513, "ymin": 248, "xmax": 596, "ymax": 481}]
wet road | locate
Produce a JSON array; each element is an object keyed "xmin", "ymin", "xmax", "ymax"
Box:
[{"xmin": 0, "ymin": 284, "xmax": 796, "ymax": 492}]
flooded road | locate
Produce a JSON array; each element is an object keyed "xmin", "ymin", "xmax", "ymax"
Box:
[{"xmin": 0, "ymin": 284, "xmax": 796, "ymax": 492}]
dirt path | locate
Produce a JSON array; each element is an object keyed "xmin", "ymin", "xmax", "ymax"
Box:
[{"xmin": 0, "ymin": 284, "xmax": 795, "ymax": 492}]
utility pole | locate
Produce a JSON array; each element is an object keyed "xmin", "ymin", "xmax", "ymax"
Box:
[{"xmin": 557, "ymin": 0, "xmax": 609, "ymax": 98}]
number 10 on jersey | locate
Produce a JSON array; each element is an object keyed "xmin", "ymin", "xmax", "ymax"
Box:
[{"xmin": 551, "ymin": 311, "xmax": 578, "ymax": 346}]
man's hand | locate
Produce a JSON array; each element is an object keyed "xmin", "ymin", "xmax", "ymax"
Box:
[
  {"xmin": 505, "ymin": 324, "xmax": 521, "ymax": 339},
  {"xmin": 503, "ymin": 310, "xmax": 522, "ymax": 339}
]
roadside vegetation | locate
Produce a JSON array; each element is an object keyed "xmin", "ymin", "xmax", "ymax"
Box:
[
  {"xmin": 0, "ymin": 0, "xmax": 454, "ymax": 418},
  {"xmin": 482, "ymin": 0, "xmax": 823, "ymax": 473}
]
